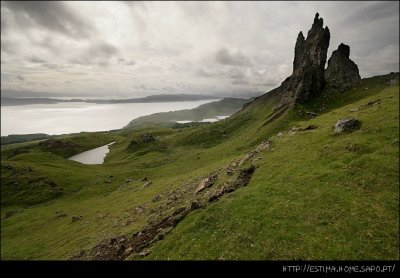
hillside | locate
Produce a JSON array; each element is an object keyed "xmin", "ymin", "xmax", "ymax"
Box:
[
  {"xmin": 1, "ymin": 73, "xmax": 398, "ymax": 260},
  {"xmin": 1, "ymin": 134, "xmax": 53, "ymax": 146},
  {"xmin": 0, "ymin": 12, "xmax": 399, "ymax": 261},
  {"xmin": 124, "ymin": 97, "xmax": 251, "ymax": 129}
]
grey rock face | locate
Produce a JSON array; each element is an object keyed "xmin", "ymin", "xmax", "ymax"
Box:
[
  {"xmin": 325, "ymin": 43, "xmax": 361, "ymax": 90},
  {"xmin": 280, "ymin": 13, "xmax": 331, "ymax": 104},
  {"xmin": 334, "ymin": 118, "xmax": 360, "ymax": 134},
  {"xmin": 293, "ymin": 32, "xmax": 305, "ymax": 71}
]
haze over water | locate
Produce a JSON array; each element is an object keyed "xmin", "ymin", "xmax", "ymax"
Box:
[{"xmin": 1, "ymin": 100, "xmax": 218, "ymax": 136}]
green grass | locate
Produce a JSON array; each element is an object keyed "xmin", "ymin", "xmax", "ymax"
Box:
[
  {"xmin": 124, "ymin": 97, "xmax": 251, "ymax": 129},
  {"xmin": 1, "ymin": 73, "xmax": 398, "ymax": 260}
]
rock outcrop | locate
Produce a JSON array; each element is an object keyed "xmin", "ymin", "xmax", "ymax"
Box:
[
  {"xmin": 274, "ymin": 13, "xmax": 361, "ymax": 106},
  {"xmin": 334, "ymin": 118, "xmax": 360, "ymax": 134},
  {"xmin": 293, "ymin": 32, "xmax": 305, "ymax": 71},
  {"xmin": 325, "ymin": 43, "xmax": 361, "ymax": 90},
  {"xmin": 279, "ymin": 13, "xmax": 330, "ymax": 105}
]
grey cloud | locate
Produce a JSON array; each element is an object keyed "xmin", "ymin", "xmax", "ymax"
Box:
[
  {"xmin": 342, "ymin": 1, "xmax": 399, "ymax": 25},
  {"xmin": 228, "ymin": 68, "xmax": 245, "ymax": 79},
  {"xmin": 197, "ymin": 68, "xmax": 223, "ymax": 78},
  {"xmin": 16, "ymin": 75, "xmax": 25, "ymax": 81},
  {"xmin": 31, "ymin": 57, "xmax": 47, "ymax": 64},
  {"xmin": 3, "ymin": 1, "xmax": 93, "ymax": 39},
  {"xmin": 89, "ymin": 42, "xmax": 118, "ymax": 57},
  {"xmin": 41, "ymin": 63, "xmax": 59, "ymax": 70},
  {"xmin": 118, "ymin": 58, "xmax": 136, "ymax": 66},
  {"xmin": 215, "ymin": 48, "xmax": 252, "ymax": 66},
  {"xmin": 70, "ymin": 42, "xmax": 119, "ymax": 66},
  {"xmin": 1, "ymin": 40, "xmax": 15, "ymax": 54},
  {"xmin": 1, "ymin": 2, "xmax": 398, "ymax": 98},
  {"xmin": 232, "ymin": 79, "xmax": 249, "ymax": 85}
]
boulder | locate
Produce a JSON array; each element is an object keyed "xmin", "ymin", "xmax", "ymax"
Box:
[
  {"xmin": 142, "ymin": 181, "xmax": 152, "ymax": 188},
  {"xmin": 255, "ymin": 139, "xmax": 271, "ymax": 152},
  {"xmin": 139, "ymin": 250, "xmax": 151, "ymax": 257},
  {"xmin": 195, "ymin": 175, "xmax": 217, "ymax": 194},
  {"xmin": 334, "ymin": 118, "xmax": 360, "ymax": 134},
  {"xmin": 325, "ymin": 43, "xmax": 361, "ymax": 90}
]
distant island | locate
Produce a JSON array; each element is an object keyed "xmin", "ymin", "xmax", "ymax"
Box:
[{"xmin": 0, "ymin": 94, "xmax": 220, "ymax": 106}]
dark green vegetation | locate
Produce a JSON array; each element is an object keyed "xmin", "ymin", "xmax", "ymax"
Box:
[
  {"xmin": 124, "ymin": 97, "xmax": 251, "ymax": 129},
  {"xmin": 1, "ymin": 73, "xmax": 399, "ymax": 260}
]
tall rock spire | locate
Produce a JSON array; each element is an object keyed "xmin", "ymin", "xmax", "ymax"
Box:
[
  {"xmin": 324, "ymin": 43, "xmax": 361, "ymax": 90},
  {"xmin": 279, "ymin": 13, "xmax": 331, "ymax": 104},
  {"xmin": 293, "ymin": 32, "xmax": 305, "ymax": 71}
]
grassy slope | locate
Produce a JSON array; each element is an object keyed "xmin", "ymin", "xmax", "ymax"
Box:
[
  {"xmin": 124, "ymin": 97, "xmax": 251, "ymax": 129},
  {"xmin": 0, "ymin": 74, "xmax": 398, "ymax": 260}
]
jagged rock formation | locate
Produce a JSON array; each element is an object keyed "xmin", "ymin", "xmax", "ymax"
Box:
[
  {"xmin": 324, "ymin": 43, "xmax": 361, "ymax": 90},
  {"xmin": 293, "ymin": 32, "xmax": 305, "ymax": 71},
  {"xmin": 270, "ymin": 13, "xmax": 361, "ymax": 106},
  {"xmin": 279, "ymin": 13, "xmax": 330, "ymax": 105}
]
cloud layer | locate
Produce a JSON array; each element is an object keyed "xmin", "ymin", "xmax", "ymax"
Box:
[{"xmin": 1, "ymin": 1, "xmax": 399, "ymax": 98}]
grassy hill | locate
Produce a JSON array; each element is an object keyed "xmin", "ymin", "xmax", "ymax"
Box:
[
  {"xmin": 124, "ymin": 97, "xmax": 251, "ymax": 129},
  {"xmin": 1, "ymin": 134, "xmax": 53, "ymax": 146},
  {"xmin": 0, "ymin": 73, "xmax": 398, "ymax": 260}
]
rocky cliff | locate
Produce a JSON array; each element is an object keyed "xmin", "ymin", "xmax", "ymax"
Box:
[
  {"xmin": 324, "ymin": 43, "xmax": 361, "ymax": 90},
  {"xmin": 276, "ymin": 13, "xmax": 360, "ymax": 106}
]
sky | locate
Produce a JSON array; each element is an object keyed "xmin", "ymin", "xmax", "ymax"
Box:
[{"xmin": 1, "ymin": 1, "xmax": 399, "ymax": 99}]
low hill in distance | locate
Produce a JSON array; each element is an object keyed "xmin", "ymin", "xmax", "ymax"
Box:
[
  {"xmin": 124, "ymin": 97, "xmax": 251, "ymax": 129},
  {"xmin": 1, "ymin": 94, "xmax": 220, "ymax": 106}
]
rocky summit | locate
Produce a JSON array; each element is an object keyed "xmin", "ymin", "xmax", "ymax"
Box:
[
  {"xmin": 325, "ymin": 43, "xmax": 361, "ymax": 90},
  {"xmin": 277, "ymin": 13, "xmax": 360, "ymax": 106}
]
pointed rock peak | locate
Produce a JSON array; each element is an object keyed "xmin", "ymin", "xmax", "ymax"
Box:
[
  {"xmin": 325, "ymin": 43, "xmax": 360, "ymax": 90},
  {"xmin": 293, "ymin": 31, "xmax": 306, "ymax": 71},
  {"xmin": 337, "ymin": 43, "xmax": 350, "ymax": 58},
  {"xmin": 313, "ymin": 12, "xmax": 323, "ymax": 28},
  {"xmin": 280, "ymin": 12, "xmax": 331, "ymax": 104}
]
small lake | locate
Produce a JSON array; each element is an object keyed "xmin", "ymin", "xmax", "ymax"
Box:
[
  {"xmin": 68, "ymin": 142, "xmax": 115, "ymax": 165},
  {"xmin": 175, "ymin": 115, "xmax": 230, "ymax": 124}
]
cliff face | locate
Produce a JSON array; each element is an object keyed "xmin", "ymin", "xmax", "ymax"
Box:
[
  {"xmin": 293, "ymin": 32, "xmax": 305, "ymax": 71},
  {"xmin": 324, "ymin": 43, "xmax": 361, "ymax": 90},
  {"xmin": 277, "ymin": 13, "xmax": 360, "ymax": 106}
]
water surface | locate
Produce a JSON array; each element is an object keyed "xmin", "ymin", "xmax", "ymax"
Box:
[
  {"xmin": 175, "ymin": 115, "xmax": 230, "ymax": 124},
  {"xmin": 1, "ymin": 100, "xmax": 219, "ymax": 136},
  {"xmin": 68, "ymin": 142, "xmax": 115, "ymax": 165}
]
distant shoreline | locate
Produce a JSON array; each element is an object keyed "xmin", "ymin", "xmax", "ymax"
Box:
[{"xmin": 0, "ymin": 94, "xmax": 220, "ymax": 106}]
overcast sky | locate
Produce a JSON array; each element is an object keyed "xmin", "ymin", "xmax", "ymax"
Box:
[{"xmin": 1, "ymin": 1, "xmax": 399, "ymax": 98}]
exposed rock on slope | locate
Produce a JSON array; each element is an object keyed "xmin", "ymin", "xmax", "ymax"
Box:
[
  {"xmin": 252, "ymin": 13, "xmax": 361, "ymax": 110},
  {"xmin": 293, "ymin": 32, "xmax": 305, "ymax": 71},
  {"xmin": 325, "ymin": 43, "xmax": 361, "ymax": 90},
  {"xmin": 280, "ymin": 13, "xmax": 330, "ymax": 105}
]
